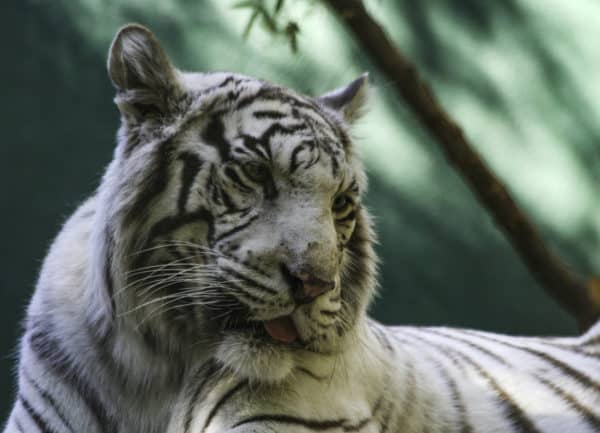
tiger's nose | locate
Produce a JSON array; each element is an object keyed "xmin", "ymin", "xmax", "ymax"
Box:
[{"xmin": 282, "ymin": 265, "xmax": 335, "ymax": 304}]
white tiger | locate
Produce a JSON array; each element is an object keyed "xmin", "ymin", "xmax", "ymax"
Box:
[{"xmin": 4, "ymin": 24, "xmax": 600, "ymax": 433}]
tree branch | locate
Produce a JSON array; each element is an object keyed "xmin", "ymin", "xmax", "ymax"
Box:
[{"xmin": 323, "ymin": 0, "xmax": 600, "ymax": 331}]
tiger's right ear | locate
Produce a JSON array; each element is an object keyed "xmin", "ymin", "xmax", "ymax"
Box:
[{"xmin": 108, "ymin": 24, "xmax": 182, "ymax": 119}]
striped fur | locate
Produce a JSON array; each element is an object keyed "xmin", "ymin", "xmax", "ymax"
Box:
[
  {"xmin": 168, "ymin": 321, "xmax": 600, "ymax": 433},
  {"xmin": 4, "ymin": 24, "xmax": 600, "ymax": 433}
]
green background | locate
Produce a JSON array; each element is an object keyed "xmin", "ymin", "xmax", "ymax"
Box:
[{"xmin": 3, "ymin": 0, "xmax": 600, "ymax": 419}]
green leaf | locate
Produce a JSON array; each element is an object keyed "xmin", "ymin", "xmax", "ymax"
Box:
[
  {"xmin": 232, "ymin": 0, "xmax": 261, "ymax": 10},
  {"xmin": 259, "ymin": 6, "xmax": 278, "ymax": 33},
  {"xmin": 243, "ymin": 10, "xmax": 260, "ymax": 38},
  {"xmin": 274, "ymin": 0, "xmax": 284, "ymax": 15}
]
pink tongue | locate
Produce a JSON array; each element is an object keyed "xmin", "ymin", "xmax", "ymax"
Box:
[{"xmin": 263, "ymin": 316, "xmax": 298, "ymax": 343}]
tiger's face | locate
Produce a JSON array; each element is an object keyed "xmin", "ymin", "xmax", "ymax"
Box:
[{"xmin": 99, "ymin": 25, "xmax": 376, "ymax": 382}]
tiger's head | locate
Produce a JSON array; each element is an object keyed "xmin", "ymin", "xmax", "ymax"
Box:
[{"xmin": 93, "ymin": 24, "xmax": 377, "ymax": 382}]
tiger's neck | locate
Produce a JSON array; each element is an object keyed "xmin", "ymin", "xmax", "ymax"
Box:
[{"xmin": 23, "ymin": 197, "xmax": 204, "ymax": 432}]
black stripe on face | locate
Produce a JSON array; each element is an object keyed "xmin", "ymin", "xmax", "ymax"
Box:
[
  {"xmin": 18, "ymin": 394, "xmax": 54, "ymax": 433},
  {"xmin": 260, "ymin": 122, "xmax": 306, "ymax": 145},
  {"xmin": 124, "ymin": 138, "xmax": 175, "ymax": 226},
  {"xmin": 201, "ymin": 380, "xmax": 249, "ymax": 433},
  {"xmin": 214, "ymin": 215, "xmax": 259, "ymax": 244},
  {"xmin": 221, "ymin": 266, "xmax": 277, "ymax": 296},
  {"xmin": 227, "ymin": 280, "xmax": 269, "ymax": 306},
  {"xmin": 253, "ymin": 110, "xmax": 288, "ymax": 119},
  {"xmin": 28, "ymin": 322, "xmax": 118, "ymax": 433},
  {"xmin": 289, "ymin": 142, "xmax": 308, "ymax": 173},
  {"xmin": 177, "ymin": 152, "xmax": 203, "ymax": 213},
  {"xmin": 203, "ymin": 116, "xmax": 232, "ymax": 161},
  {"xmin": 335, "ymin": 210, "xmax": 356, "ymax": 224},
  {"xmin": 22, "ymin": 369, "xmax": 75, "ymax": 433},
  {"xmin": 223, "ymin": 166, "xmax": 254, "ymax": 193},
  {"xmin": 240, "ymin": 135, "xmax": 271, "ymax": 161},
  {"xmin": 148, "ymin": 208, "xmax": 214, "ymax": 244}
]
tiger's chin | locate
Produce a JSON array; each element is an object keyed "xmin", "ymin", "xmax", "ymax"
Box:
[{"xmin": 214, "ymin": 333, "xmax": 296, "ymax": 384}]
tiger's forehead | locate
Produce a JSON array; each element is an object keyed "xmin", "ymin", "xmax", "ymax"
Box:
[{"xmin": 180, "ymin": 74, "xmax": 352, "ymax": 182}]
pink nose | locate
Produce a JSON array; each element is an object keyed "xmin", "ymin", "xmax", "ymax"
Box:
[{"xmin": 291, "ymin": 271, "xmax": 335, "ymax": 304}]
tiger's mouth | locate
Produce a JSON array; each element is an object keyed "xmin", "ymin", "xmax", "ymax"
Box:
[
  {"xmin": 223, "ymin": 314, "xmax": 300, "ymax": 345},
  {"xmin": 263, "ymin": 315, "xmax": 298, "ymax": 343}
]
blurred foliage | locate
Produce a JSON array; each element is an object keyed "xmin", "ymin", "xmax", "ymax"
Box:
[
  {"xmin": 234, "ymin": 0, "xmax": 305, "ymax": 52},
  {"xmin": 3, "ymin": 0, "xmax": 600, "ymax": 419}
]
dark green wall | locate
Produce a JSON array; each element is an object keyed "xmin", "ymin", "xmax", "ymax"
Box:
[{"xmin": 3, "ymin": 0, "xmax": 596, "ymax": 420}]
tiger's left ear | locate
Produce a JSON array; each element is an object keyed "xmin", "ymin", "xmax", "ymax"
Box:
[
  {"xmin": 107, "ymin": 24, "xmax": 182, "ymax": 119},
  {"xmin": 318, "ymin": 73, "xmax": 370, "ymax": 124}
]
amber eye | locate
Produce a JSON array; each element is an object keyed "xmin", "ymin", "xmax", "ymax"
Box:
[
  {"xmin": 332, "ymin": 194, "xmax": 351, "ymax": 212},
  {"xmin": 243, "ymin": 161, "xmax": 270, "ymax": 183}
]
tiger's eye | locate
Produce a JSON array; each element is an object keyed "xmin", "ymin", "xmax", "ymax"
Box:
[
  {"xmin": 332, "ymin": 194, "xmax": 351, "ymax": 212},
  {"xmin": 243, "ymin": 161, "xmax": 270, "ymax": 183}
]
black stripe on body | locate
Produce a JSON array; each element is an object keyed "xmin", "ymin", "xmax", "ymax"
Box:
[
  {"xmin": 183, "ymin": 361, "xmax": 220, "ymax": 433},
  {"xmin": 232, "ymin": 397, "xmax": 382, "ymax": 432},
  {"xmin": 201, "ymin": 380, "xmax": 249, "ymax": 433},
  {"xmin": 104, "ymin": 227, "xmax": 116, "ymax": 317},
  {"xmin": 177, "ymin": 152, "xmax": 203, "ymax": 213},
  {"xmin": 399, "ymin": 329, "xmax": 541, "ymax": 433},
  {"xmin": 28, "ymin": 322, "xmax": 118, "ymax": 433},
  {"xmin": 122, "ymin": 127, "xmax": 142, "ymax": 157},
  {"xmin": 412, "ymin": 332, "xmax": 542, "ymax": 433},
  {"xmin": 18, "ymin": 394, "xmax": 54, "ymax": 433},
  {"xmin": 539, "ymin": 341, "xmax": 600, "ymax": 362},
  {"xmin": 583, "ymin": 334, "xmax": 600, "ymax": 347},
  {"xmin": 396, "ymin": 330, "xmax": 473, "ymax": 432},
  {"xmin": 294, "ymin": 366, "xmax": 326, "ymax": 381},
  {"xmin": 378, "ymin": 400, "xmax": 394, "ymax": 433},
  {"xmin": 451, "ymin": 350, "xmax": 541, "ymax": 433},
  {"xmin": 461, "ymin": 331, "xmax": 600, "ymax": 394},
  {"xmin": 535, "ymin": 374, "xmax": 600, "ymax": 430},
  {"xmin": 23, "ymin": 369, "xmax": 75, "ymax": 433},
  {"xmin": 422, "ymin": 328, "xmax": 512, "ymax": 367},
  {"xmin": 371, "ymin": 324, "xmax": 394, "ymax": 355},
  {"xmin": 14, "ymin": 417, "xmax": 25, "ymax": 433},
  {"xmin": 422, "ymin": 353, "xmax": 474, "ymax": 433}
]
